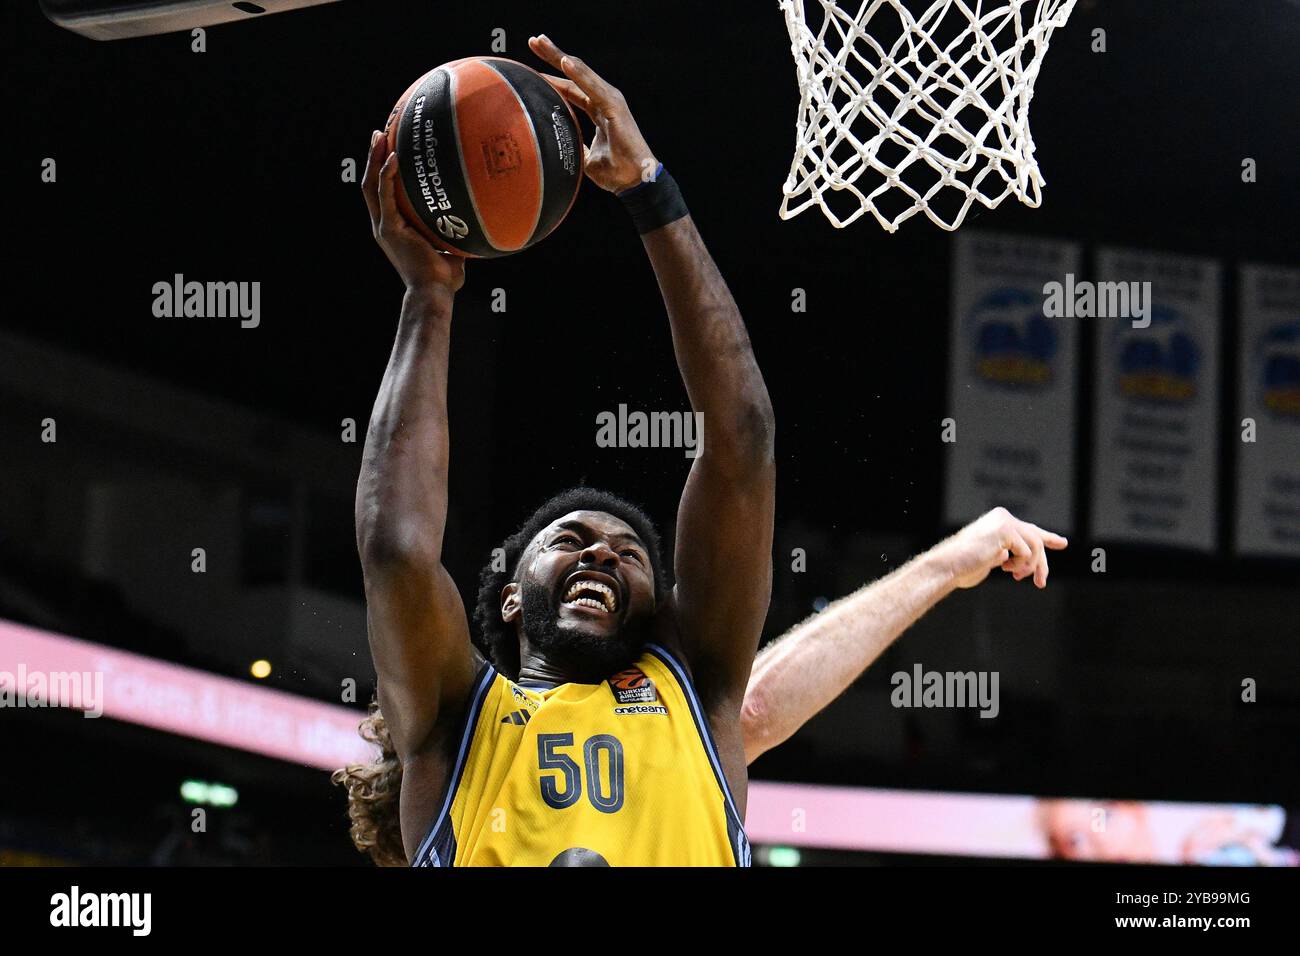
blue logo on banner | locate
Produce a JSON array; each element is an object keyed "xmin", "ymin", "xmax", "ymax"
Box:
[
  {"xmin": 967, "ymin": 288, "xmax": 1057, "ymax": 390},
  {"xmin": 1113, "ymin": 306, "xmax": 1201, "ymax": 405},
  {"xmin": 1257, "ymin": 321, "xmax": 1300, "ymax": 420}
]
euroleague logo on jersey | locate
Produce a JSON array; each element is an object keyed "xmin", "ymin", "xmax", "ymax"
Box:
[{"xmin": 609, "ymin": 667, "xmax": 657, "ymax": 704}]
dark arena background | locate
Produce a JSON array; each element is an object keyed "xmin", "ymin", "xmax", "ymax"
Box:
[{"xmin": 1, "ymin": 0, "xmax": 1298, "ymax": 916}]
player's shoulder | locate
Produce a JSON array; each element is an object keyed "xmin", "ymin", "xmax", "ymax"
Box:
[
  {"xmin": 641, "ymin": 613, "xmax": 740, "ymax": 727},
  {"xmin": 646, "ymin": 600, "xmax": 741, "ymax": 716},
  {"xmin": 406, "ymin": 650, "xmax": 499, "ymax": 765},
  {"xmin": 647, "ymin": 596, "xmax": 694, "ymax": 677}
]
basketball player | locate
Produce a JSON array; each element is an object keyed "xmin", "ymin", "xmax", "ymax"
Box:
[
  {"xmin": 337, "ymin": 500, "xmax": 1066, "ymax": 865},
  {"xmin": 354, "ymin": 36, "xmax": 774, "ymax": 866}
]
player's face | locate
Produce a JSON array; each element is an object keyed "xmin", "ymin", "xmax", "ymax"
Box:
[
  {"xmin": 524, "ymin": 510, "xmax": 656, "ymax": 641},
  {"xmin": 511, "ymin": 510, "xmax": 657, "ymax": 680}
]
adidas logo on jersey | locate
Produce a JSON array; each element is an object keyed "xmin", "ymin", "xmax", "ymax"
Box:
[
  {"xmin": 500, "ymin": 709, "xmax": 532, "ymax": 726},
  {"xmin": 509, "ymin": 684, "xmax": 541, "ymax": 713}
]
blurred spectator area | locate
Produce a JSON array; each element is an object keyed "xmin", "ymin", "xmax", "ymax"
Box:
[{"xmin": 0, "ymin": 331, "xmax": 372, "ymax": 699}]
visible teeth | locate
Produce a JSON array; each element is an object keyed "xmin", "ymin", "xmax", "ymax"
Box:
[
  {"xmin": 563, "ymin": 579, "xmax": 617, "ymax": 612},
  {"xmin": 564, "ymin": 597, "xmax": 608, "ymax": 612}
]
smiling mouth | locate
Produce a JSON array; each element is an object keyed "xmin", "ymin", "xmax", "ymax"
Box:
[{"xmin": 561, "ymin": 579, "xmax": 618, "ymax": 614}]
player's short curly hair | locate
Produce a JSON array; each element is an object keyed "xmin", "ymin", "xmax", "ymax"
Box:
[{"xmin": 471, "ymin": 486, "xmax": 671, "ymax": 679}]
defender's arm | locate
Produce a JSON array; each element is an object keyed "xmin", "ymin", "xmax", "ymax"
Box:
[{"xmin": 741, "ymin": 508, "xmax": 1067, "ymax": 763}]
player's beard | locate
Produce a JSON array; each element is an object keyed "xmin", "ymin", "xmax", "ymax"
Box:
[{"xmin": 519, "ymin": 578, "xmax": 648, "ymax": 683}]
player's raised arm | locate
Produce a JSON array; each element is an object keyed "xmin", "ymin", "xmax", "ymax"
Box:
[
  {"xmin": 741, "ymin": 508, "xmax": 1067, "ymax": 763},
  {"xmin": 355, "ymin": 131, "xmax": 479, "ymax": 764},
  {"xmin": 528, "ymin": 35, "xmax": 776, "ymax": 706},
  {"xmin": 651, "ymin": 210, "xmax": 776, "ymax": 702}
]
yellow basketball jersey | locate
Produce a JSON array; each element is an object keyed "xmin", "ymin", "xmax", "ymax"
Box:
[{"xmin": 411, "ymin": 643, "xmax": 749, "ymax": 866}]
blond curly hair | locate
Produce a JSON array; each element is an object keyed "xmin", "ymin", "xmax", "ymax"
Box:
[{"xmin": 331, "ymin": 698, "xmax": 406, "ymax": 867}]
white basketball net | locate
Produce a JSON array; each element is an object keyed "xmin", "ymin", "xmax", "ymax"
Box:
[{"xmin": 779, "ymin": 0, "xmax": 1077, "ymax": 232}]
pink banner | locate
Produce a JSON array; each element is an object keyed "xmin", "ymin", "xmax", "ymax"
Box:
[
  {"xmin": 0, "ymin": 619, "xmax": 375, "ymax": 770},
  {"xmin": 746, "ymin": 780, "xmax": 1044, "ymax": 857},
  {"xmin": 745, "ymin": 780, "xmax": 1294, "ymax": 865}
]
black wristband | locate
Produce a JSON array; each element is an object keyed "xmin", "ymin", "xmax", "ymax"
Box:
[{"xmin": 617, "ymin": 164, "xmax": 688, "ymax": 234}]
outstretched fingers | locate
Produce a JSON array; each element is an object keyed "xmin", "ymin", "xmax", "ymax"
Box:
[
  {"xmin": 540, "ymin": 73, "xmax": 594, "ymax": 118},
  {"xmin": 529, "ymin": 34, "xmax": 619, "ymax": 109},
  {"xmin": 1040, "ymin": 528, "xmax": 1069, "ymax": 550},
  {"xmin": 990, "ymin": 510, "xmax": 1069, "ymax": 588}
]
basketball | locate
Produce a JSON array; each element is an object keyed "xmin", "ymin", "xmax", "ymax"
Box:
[{"xmin": 382, "ymin": 57, "xmax": 584, "ymax": 258}]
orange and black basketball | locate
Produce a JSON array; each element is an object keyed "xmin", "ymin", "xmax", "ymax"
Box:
[{"xmin": 383, "ymin": 57, "xmax": 584, "ymax": 258}]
